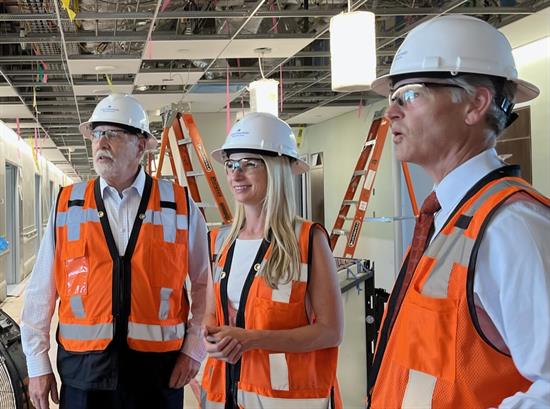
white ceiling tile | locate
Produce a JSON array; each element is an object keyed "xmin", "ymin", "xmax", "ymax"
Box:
[
  {"xmin": 73, "ymin": 84, "xmax": 135, "ymax": 96},
  {"xmin": 287, "ymin": 106, "xmax": 358, "ymax": 125},
  {"xmin": 68, "ymin": 58, "xmax": 141, "ymax": 75},
  {"xmin": 0, "ymin": 86, "xmax": 18, "ymax": 97},
  {"xmin": 134, "ymin": 71, "xmax": 204, "ymax": 87},
  {"xmin": 146, "ymin": 38, "xmax": 312, "ymax": 60},
  {"xmin": 145, "ymin": 40, "xmax": 228, "ymax": 60},
  {"xmin": 221, "ymin": 38, "xmax": 314, "ymax": 58},
  {"xmin": 0, "ymin": 104, "xmax": 34, "ymax": 119}
]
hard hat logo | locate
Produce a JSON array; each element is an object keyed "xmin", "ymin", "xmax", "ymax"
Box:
[
  {"xmin": 370, "ymin": 15, "xmax": 539, "ymax": 103},
  {"xmin": 79, "ymin": 94, "xmax": 158, "ymax": 151},
  {"xmin": 211, "ymin": 112, "xmax": 309, "ymax": 175}
]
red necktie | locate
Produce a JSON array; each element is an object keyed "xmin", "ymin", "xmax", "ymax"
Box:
[{"xmin": 392, "ymin": 191, "xmax": 441, "ymax": 324}]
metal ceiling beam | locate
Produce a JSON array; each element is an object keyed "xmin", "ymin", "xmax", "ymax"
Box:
[{"xmin": 0, "ymin": 7, "xmax": 535, "ymax": 22}]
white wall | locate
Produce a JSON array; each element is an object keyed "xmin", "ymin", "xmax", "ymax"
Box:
[
  {"xmin": 501, "ymin": 8, "xmax": 550, "ymax": 195},
  {"xmin": 0, "ymin": 121, "xmax": 71, "ymax": 300}
]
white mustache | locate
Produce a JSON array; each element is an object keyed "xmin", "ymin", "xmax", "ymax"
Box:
[{"xmin": 95, "ymin": 150, "xmax": 113, "ymax": 160}]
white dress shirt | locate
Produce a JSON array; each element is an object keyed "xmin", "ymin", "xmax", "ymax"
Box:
[
  {"xmin": 21, "ymin": 168, "xmax": 210, "ymax": 377},
  {"xmin": 433, "ymin": 148, "xmax": 550, "ymax": 408}
]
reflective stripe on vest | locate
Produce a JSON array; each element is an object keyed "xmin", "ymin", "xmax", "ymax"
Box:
[
  {"xmin": 237, "ymin": 389, "xmax": 330, "ymax": 409},
  {"xmin": 372, "ymin": 177, "xmax": 546, "ymax": 409}
]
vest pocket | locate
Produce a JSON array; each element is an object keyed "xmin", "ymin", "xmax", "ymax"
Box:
[
  {"xmin": 151, "ymin": 242, "xmax": 186, "ymax": 289},
  {"xmin": 251, "ymin": 297, "xmax": 306, "ymax": 330},
  {"xmin": 394, "ymin": 288, "xmax": 458, "ymax": 382},
  {"xmin": 64, "ymin": 241, "xmax": 89, "ymax": 297}
]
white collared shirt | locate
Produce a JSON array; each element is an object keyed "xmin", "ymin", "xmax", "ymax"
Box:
[
  {"xmin": 21, "ymin": 168, "xmax": 210, "ymax": 377},
  {"xmin": 432, "ymin": 149, "xmax": 550, "ymax": 408}
]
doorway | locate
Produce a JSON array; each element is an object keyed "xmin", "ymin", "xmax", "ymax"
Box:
[
  {"xmin": 35, "ymin": 174, "xmax": 42, "ymax": 252},
  {"xmin": 5, "ymin": 163, "xmax": 22, "ymax": 284}
]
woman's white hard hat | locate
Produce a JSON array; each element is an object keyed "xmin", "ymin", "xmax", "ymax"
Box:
[
  {"xmin": 370, "ymin": 14, "xmax": 539, "ymax": 103},
  {"xmin": 79, "ymin": 94, "xmax": 158, "ymax": 151},
  {"xmin": 211, "ymin": 112, "xmax": 309, "ymax": 175}
]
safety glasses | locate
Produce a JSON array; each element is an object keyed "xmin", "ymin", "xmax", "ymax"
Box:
[
  {"xmin": 91, "ymin": 129, "xmax": 134, "ymax": 141},
  {"xmin": 224, "ymin": 158, "xmax": 264, "ymax": 174},
  {"xmin": 389, "ymin": 83, "xmax": 464, "ymax": 108}
]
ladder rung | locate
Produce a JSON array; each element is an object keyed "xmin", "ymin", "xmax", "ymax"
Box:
[
  {"xmin": 186, "ymin": 170, "xmax": 204, "ymax": 177},
  {"xmin": 178, "ymin": 138, "xmax": 193, "ymax": 145},
  {"xmin": 160, "ymin": 175, "xmax": 176, "ymax": 180},
  {"xmin": 343, "ymin": 200, "xmax": 358, "ymax": 206},
  {"xmin": 353, "ymin": 170, "xmax": 368, "ymax": 176},
  {"xmin": 196, "ymin": 202, "xmax": 217, "ymax": 208},
  {"xmin": 332, "ymin": 229, "xmax": 348, "ymax": 236}
]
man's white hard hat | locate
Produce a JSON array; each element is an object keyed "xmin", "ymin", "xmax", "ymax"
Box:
[
  {"xmin": 371, "ymin": 14, "xmax": 539, "ymax": 103},
  {"xmin": 211, "ymin": 112, "xmax": 309, "ymax": 175},
  {"xmin": 79, "ymin": 94, "xmax": 158, "ymax": 151}
]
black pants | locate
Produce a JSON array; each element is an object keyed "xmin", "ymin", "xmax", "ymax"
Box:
[
  {"xmin": 58, "ymin": 346, "xmax": 183, "ymax": 409},
  {"xmin": 59, "ymin": 384, "xmax": 183, "ymax": 409}
]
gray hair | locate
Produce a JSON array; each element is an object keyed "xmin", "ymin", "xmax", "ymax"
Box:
[{"xmin": 445, "ymin": 74, "xmax": 517, "ymax": 141}]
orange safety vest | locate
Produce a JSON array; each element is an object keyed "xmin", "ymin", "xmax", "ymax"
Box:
[
  {"xmin": 201, "ymin": 220, "xmax": 342, "ymax": 409},
  {"xmin": 370, "ymin": 172, "xmax": 550, "ymax": 408},
  {"xmin": 54, "ymin": 174, "xmax": 190, "ymax": 353}
]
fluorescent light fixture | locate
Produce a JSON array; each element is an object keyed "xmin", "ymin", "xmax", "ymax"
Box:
[
  {"xmin": 249, "ymin": 78, "xmax": 279, "ymax": 117},
  {"xmin": 330, "ymin": 11, "xmax": 376, "ymax": 92},
  {"xmin": 94, "ymin": 65, "xmax": 117, "ymax": 72}
]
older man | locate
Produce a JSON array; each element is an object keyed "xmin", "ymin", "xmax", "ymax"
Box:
[
  {"xmin": 21, "ymin": 94, "xmax": 210, "ymax": 409},
  {"xmin": 368, "ymin": 15, "xmax": 550, "ymax": 408}
]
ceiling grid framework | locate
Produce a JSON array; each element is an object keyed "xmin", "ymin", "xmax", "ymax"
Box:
[{"xmin": 0, "ymin": 0, "xmax": 548, "ymax": 180}]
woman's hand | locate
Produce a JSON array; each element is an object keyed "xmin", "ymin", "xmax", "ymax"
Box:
[{"xmin": 203, "ymin": 325, "xmax": 251, "ymax": 364}]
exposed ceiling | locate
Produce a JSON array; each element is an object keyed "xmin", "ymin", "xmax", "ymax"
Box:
[{"xmin": 0, "ymin": 0, "xmax": 548, "ymax": 180}]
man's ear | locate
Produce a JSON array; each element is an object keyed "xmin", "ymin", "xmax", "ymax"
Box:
[{"xmin": 464, "ymin": 86, "xmax": 493, "ymax": 126}]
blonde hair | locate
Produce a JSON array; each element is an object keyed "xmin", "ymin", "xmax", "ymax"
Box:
[{"xmin": 221, "ymin": 155, "xmax": 302, "ymax": 288}]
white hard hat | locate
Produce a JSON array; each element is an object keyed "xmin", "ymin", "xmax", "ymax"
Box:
[
  {"xmin": 211, "ymin": 112, "xmax": 309, "ymax": 175},
  {"xmin": 371, "ymin": 15, "xmax": 539, "ymax": 103},
  {"xmin": 79, "ymin": 94, "xmax": 158, "ymax": 151}
]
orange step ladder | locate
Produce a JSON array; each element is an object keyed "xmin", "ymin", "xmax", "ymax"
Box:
[
  {"xmin": 152, "ymin": 105, "xmax": 233, "ymax": 225},
  {"xmin": 330, "ymin": 114, "xmax": 390, "ymax": 257}
]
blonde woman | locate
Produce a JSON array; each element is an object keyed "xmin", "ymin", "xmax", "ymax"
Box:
[{"xmin": 200, "ymin": 112, "xmax": 344, "ymax": 409}]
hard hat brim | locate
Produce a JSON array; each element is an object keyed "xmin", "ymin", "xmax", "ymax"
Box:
[{"xmin": 371, "ymin": 72, "xmax": 540, "ymax": 103}]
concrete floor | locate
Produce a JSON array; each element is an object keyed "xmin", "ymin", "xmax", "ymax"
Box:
[{"xmin": 0, "ymin": 281, "xmax": 201, "ymax": 409}]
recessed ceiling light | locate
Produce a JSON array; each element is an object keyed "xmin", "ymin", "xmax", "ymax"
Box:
[
  {"xmin": 137, "ymin": 85, "xmax": 148, "ymax": 91},
  {"xmin": 92, "ymin": 89, "xmax": 109, "ymax": 94},
  {"xmin": 94, "ymin": 65, "xmax": 117, "ymax": 72}
]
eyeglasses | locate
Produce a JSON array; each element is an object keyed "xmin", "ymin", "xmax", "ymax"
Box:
[
  {"xmin": 224, "ymin": 158, "xmax": 264, "ymax": 174},
  {"xmin": 388, "ymin": 83, "xmax": 464, "ymax": 108},
  {"xmin": 91, "ymin": 129, "xmax": 133, "ymax": 141}
]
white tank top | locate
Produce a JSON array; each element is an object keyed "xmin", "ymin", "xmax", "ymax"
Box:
[{"xmin": 228, "ymin": 238, "xmax": 263, "ymax": 310}]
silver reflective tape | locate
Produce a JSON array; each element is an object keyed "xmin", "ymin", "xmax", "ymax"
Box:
[
  {"xmin": 238, "ymin": 389, "xmax": 329, "ymax": 409},
  {"xmin": 67, "ymin": 206, "xmax": 83, "ymax": 241},
  {"xmin": 158, "ymin": 287, "xmax": 173, "ymax": 320},
  {"xmin": 176, "ymin": 215, "xmax": 188, "ymax": 230},
  {"xmin": 56, "ymin": 209, "xmax": 100, "ymax": 228},
  {"xmin": 214, "ymin": 226, "xmax": 231, "ymax": 255},
  {"xmin": 128, "ymin": 322, "xmax": 185, "ymax": 342},
  {"xmin": 463, "ymin": 179, "xmax": 527, "ymax": 217},
  {"xmin": 158, "ymin": 179, "xmax": 175, "ymax": 202},
  {"xmin": 69, "ymin": 295, "xmax": 85, "ymax": 318},
  {"xmin": 59, "ymin": 322, "xmax": 113, "ymax": 340},
  {"xmin": 401, "ymin": 369, "xmax": 436, "ymax": 409},
  {"xmin": 423, "ymin": 231, "xmax": 475, "ymax": 297},
  {"xmin": 161, "ymin": 208, "xmax": 176, "ymax": 243},
  {"xmin": 70, "ymin": 182, "xmax": 87, "ymax": 201},
  {"xmin": 269, "ymin": 353, "xmax": 289, "ymax": 391}
]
